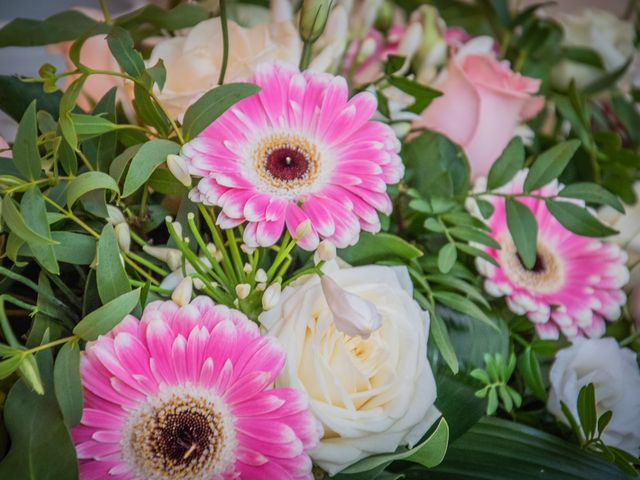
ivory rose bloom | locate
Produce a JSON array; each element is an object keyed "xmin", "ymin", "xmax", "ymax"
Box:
[
  {"xmin": 147, "ymin": 17, "xmax": 300, "ymax": 119},
  {"xmin": 547, "ymin": 338, "xmax": 640, "ymax": 455},
  {"xmin": 552, "ymin": 9, "xmax": 635, "ymax": 90},
  {"xmin": 260, "ymin": 263, "xmax": 440, "ymax": 475},
  {"xmin": 414, "ymin": 37, "xmax": 544, "ymax": 180}
]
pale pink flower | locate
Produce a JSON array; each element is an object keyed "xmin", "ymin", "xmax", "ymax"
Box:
[
  {"xmin": 182, "ymin": 63, "xmax": 403, "ymax": 251},
  {"xmin": 475, "ymin": 171, "xmax": 629, "ymax": 339},
  {"xmin": 72, "ymin": 297, "xmax": 321, "ymax": 479},
  {"xmin": 414, "ymin": 38, "xmax": 544, "ymax": 180}
]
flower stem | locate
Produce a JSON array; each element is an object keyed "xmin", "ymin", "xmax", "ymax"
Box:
[
  {"xmin": 218, "ymin": 0, "xmax": 229, "ymax": 85},
  {"xmin": 299, "ymin": 41, "xmax": 314, "ymax": 70},
  {"xmin": 99, "ymin": 0, "xmax": 112, "ymax": 25}
]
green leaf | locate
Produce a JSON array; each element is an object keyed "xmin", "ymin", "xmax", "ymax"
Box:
[
  {"xmin": 387, "ymin": 77, "xmax": 442, "ymax": 113},
  {"xmin": 432, "ymin": 291, "xmax": 497, "ymax": 331},
  {"xmin": 577, "ymin": 383, "xmax": 597, "ymax": 440},
  {"xmin": 437, "ymin": 243, "xmax": 457, "ymax": 274},
  {"xmin": 545, "ymin": 199, "xmax": 617, "ymax": 237},
  {"xmin": 338, "ymin": 232, "xmax": 423, "ymax": 265},
  {"xmin": 341, "ymin": 418, "xmax": 449, "ymax": 474},
  {"xmin": 430, "ymin": 313, "xmax": 459, "ymax": 374},
  {"xmin": 524, "ymin": 140, "xmax": 581, "ymax": 192},
  {"xmin": 584, "ymin": 57, "xmax": 633, "ymax": 94},
  {"xmin": 70, "ymin": 113, "xmax": 121, "ymax": 136},
  {"xmin": 558, "ymin": 183, "xmax": 624, "ymax": 213},
  {"xmin": 19, "ymin": 232, "xmax": 96, "ymax": 266},
  {"xmin": 448, "ymin": 226, "xmax": 500, "ymax": 249},
  {"xmin": 0, "ymin": 10, "xmax": 105, "ymax": 47},
  {"xmin": 20, "ymin": 187, "xmax": 58, "ymax": 274},
  {"xmin": 487, "ymin": 137, "xmax": 525, "ymax": 190},
  {"xmin": 182, "ymin": 83, "xmax": 261, "ymax": 141},
  {"xmin": 106, "ymin": 27, "xmax": 146, "ymax": 78},
  {"xmin": 66, "ymin": 171, "xmax": 120, "ymax": 207},
  {"xmin": 122, "ymin": 139, "xmax": 180, "ymax": 196},
  {"xmin": 148, "ymin": 168, "xmax": 188, "ymax": 195},
  {"xmin": 147, "ymin": 59, "xmax": 166, "ymax": 90},
  {"xmin": 561, "ymin": 47, "xmax": 605, "ymax": 69},
  {"xmin": 2, "ymin": 196, "xmax": 58, "ymax": 246},
  {"xmin": 54, "ymin": 341, "xmax": 83, "ymax": 427},
  {"xmin": 132, "ymin": 81, "xmax": 170, "ymax": 135},
  {"xmin": 83, "ymin": 88, "xmax": 118, "ymax": 172},
  {"xmin": 429, "ymin": 417, "xmax": 632, "ymax": 479},
  {"xmin": 109, "ymin": 144, "xmax": 141, "ymax": 183},
  {"xmin": 476, "ymin": 199, "xmax": 495, "ymax": 219},
  {"xmin": 0, "ymin": 350, "xmax": 78, "ymax": 480},
  {"xmin": 518, "ymin": 346, "xmax": 547, "ymax": 401},
  {"xmin": 598, "ymin": 410, "xmax": 613, "ymax": 436},
  {"xmin": 0, "ymin": 355, "xmax": 22, "ymax": 379},
  {"xmin": 505, "ymin": 198, "xmax": 538, "ymax": 269},
  {"xmin": 73, "ymin": 289, "xmax": 141, "ymax": 341},
  {"xmin": 116, "ymin": 3, "xmax": 209, "ymax": 31},
  {"xmin": 58, "ymin": 75, "xmax": 88, "ymax": 149},
  {"xmin": 97, "ymin": 224, "xmax": 131, "ymax": 304},
  {"xmin": 0, "ymin": 75, "xmax": 63, "ymax": 122},
  {"xmin": 11, "ymin": 100, "xmax": 41, "ymax": 180},
  {"xmin": 487, "ymin": 387, "xmax": 499, "ymax": 415}
]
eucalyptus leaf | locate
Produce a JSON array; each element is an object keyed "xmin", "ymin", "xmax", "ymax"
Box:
[
  {"xmin": 338, "ymin": 232, "xmax": 423, "ymax": 265},
  {"xmin": 106, "ymin": 27, "xmax": 146, "ymax": 78},
  {"xmin": 73, "ymin": 289, "xmax": 141, "ymax": 341},
  {"xmin": 11, "ymin": 100, "xmax": 41, "ymax": 180},
  {"xmin": 97, "ymin": 224, "xmax": 132, "ymax": 304},
  {"xmin": 66, "ymin": 171, "xmax": 120, "ymax": 207},
  {"xmin": 54, "ymin": 341, "xmax": 83, "ymax": 427},
  {"xmin": 20, "ymin": 187, "xmax": 59, "ymax": 274},
  {"xmin": 122, "ymin": 139, "xmax": 180, "ymax": 196},
  {"xmin": 2, "ymin": 196, "xmax": 58, "ymax": 246}
]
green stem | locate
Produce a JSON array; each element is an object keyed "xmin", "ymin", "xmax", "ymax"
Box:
[
  {"xmin": 99, "ymin": 0, "xmax": 112, "ymax": 24},
  {"xmin": 127, "ymin": 252, "xmax": 168, "ymax": 276},
  {"xmin": 299, "ymin": 41, "xmax": 313, "ymax": 70},
  {"xmin": 266, "ymin": 232, "xmax": 296, "ymax": 280},
  {"xmin": 218, "ymin": 0, "xmax": 229, "ymax": 85},
  {"xmin": 24, "ymin": 335, "xmax": 78, "ymax": 354},
  {"xmin": 186, "ymin": 213, "xmax": 230, "ymax": 290},
  {"xmin": 198, "ymin": 205, "xmax": 238, "ymax": 283},
  {"xmin": 139, "ymin": 182, "xmax": 150, "ymax": 220},
  {"xmin": 226, "ymin": 229, "xmax": 244, "ymax": 281}
]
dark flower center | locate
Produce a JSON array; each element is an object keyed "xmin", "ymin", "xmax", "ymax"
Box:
[
  {"xmin": 265, "ymin": 147, "xmax": 309, "ymax": 181},
  {"xmin": 153, "ymin": 411, "xmax": 213, "ymax": 466}
]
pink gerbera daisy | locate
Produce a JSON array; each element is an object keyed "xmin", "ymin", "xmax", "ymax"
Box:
[
  {"xmin": 181, "ymin": 62, "xmax": 403, "ymax": 251},
  {"xmin": 72, "ymin": 297, "xmax": 321, "ymax": 479},
  {"xmin": 474, "ymin": 171, "xmax": 629, "ymax": 339}
]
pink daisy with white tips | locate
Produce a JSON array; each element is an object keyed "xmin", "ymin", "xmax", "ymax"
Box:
[
  {"xmin": 475, "ymin": 171, "xmax": 629, "ymax": 339},
  {"xmin": 72, "ymin": 297, "xmax": 321, "ymax": 480},
  {"xmin": 182, "ymin": 62, "xmax": 403, "ymax": 251}
]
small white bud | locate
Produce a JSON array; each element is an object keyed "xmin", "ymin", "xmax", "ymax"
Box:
[
  {"xmin": 172, "ymin": 221, "xmax": 183, "ymax": 239},
  {"xmin": 166, "ymin": 154, "xmax": 192, "ymax": 187},
  {"xmin": 114, "ymin": 222, "xmax": 131, "ymax": 254},
  {"xmin": 243, "ymin": 263, "xmax": 253, "ymax": 274},
  {"xmin": 262, "ymin": 283, "xmax": 282, "ymax": 310},
  {"xmin": 171, "ymin": 277, "xmax": 193, "ymax": 307},
  {"xmin": 316, "ymin": 240, "xmax": 336, "ymax": 262},
  {"xmin": 193, "ymin": 277, "xmax": 205, "ymax": 290},
  {"xmin": 206, "ymin": 243, "xmax": 217, "ymax": 255},
  {"xmin": 235, "ymin": 283, "xmax": 251, "ymax": 300},
  {"xmin": 214, "ymin": 251, "xmax": 223, "ymax": 262},
  {"xmin": 295, "ymin": 219, "xmax": 313, "ymax": 240},
  {"xmin": 233, "ymin": 299, "xmax": 240, "ymax": 308},
  {"xmin": 256, "ymin": 282, "xmax": 267, "ymax": 291},
  {"xmin": 143, "ymin": 245, "xmax": 182, "ymax": 268},
  {"xmin": 255, "ymin": 268, "xmax": 267, "ymax": 283},
  {"xmin": 240, "ymin": 244, "xmax": 255, "ymax": 255},
  {"xmin": 166, "ymin": 250, "xmax": 183, "ymax": 271},
  {"xmin": 106, "ymin": 205, "xmax": 126, "ymax": 225}
]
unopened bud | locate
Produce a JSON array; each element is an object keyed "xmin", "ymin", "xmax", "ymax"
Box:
[
  {"xmin": 374, "ymin": 0, "xmax": 393, "ymax": 32},
  {"xmin": 167, "ymin": 154, "xmax": 192, "ymax": 187},
  {"xmin": 295, "ymin": 219, "xmax": 313, "ymax": 241},
  {"xmin": 143, "ymin": 245, "xmax": 183, "ymax": 270},
  {"xmin": 256, "ymin": 282, "xmax": 267, "ymax": 291},
  {"xmin": 206, "ymin": 243, "xmax": 217, "ymax": 256},
  {"xmin": 300, "ymin": 0, "xmax": 331, "ymax": 42},
  {"xmin": 171, "ymin": 277, "xmax": 193, "ymax": 306},
  {"xmin": 235, "ymin": 283, "xmax": 251, "ymax": 300},
  {"xmin": 243, "ymin": 263, "xmax": 253, "ymax": 274},
  {"xmin": 18, "ymin": 353, "xmax": 44, "ymax": 395},
  {"xmin": 240, "ymin": 244, "xmax": 255, "ymax": 255},
  {"xmin": 411, "ymin": 6, "xmax": 446, "ymax": 75},
  {"xmin": 255, "ymin": 268, "xmax": 267, "ymax": 283},
  {"xmin": 316, "ymin": 240, "xmax": 336, "ymax": 262},
  {"xmin": 114, "ymin": 222, "xmax": 131, "ymax": 254},
  {"xmin": 106, "ymin": 205, "xmax": 126, "ymax": 225},
  {"xmin": 262, "ymin": 283, "xmax": 282, "ymax": 310},
  {"xmin": 193, "ymin": 277, "xmax": 205, "ymax": 290}
]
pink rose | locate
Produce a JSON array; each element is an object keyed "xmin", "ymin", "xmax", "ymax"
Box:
[{"xmin": 414, "ymin": 42, "xmax": 544, "ymax": 180}]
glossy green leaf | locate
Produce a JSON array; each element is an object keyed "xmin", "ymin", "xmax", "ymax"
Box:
[
  {"xmin": 66, "ymin": 171, "xmax": 120, "ymax": 207},
  {"xmin": 83, "ymin": 88, "xmax": 118, "ymax": 172},
  {"xmin": 338, "ymin": 232, "xmax": 423, "ymax": 265},
  {"xmin": 70, "ymin": 113, "xmax": 121, "ymax": 135},
  {"xmin": 577, "ymin": 383, "xmax": 597, "ymax": 439},
  {"xmin": 97, "ymin": 224, "xmax": 131, "ymax": 304},
  {"xmin": 545, "ymin": 200, "xmax": 617, "ymax": 237},
  {"xmin": 54, "ymin": 341, "xmax": 83, "ymax": 427},
  {"xmin": 437, "ymin": 243, "xmax": 457, "ymax": 274},
  {"xmin": 148, "ymin": 168, "xmax": 188, "ymax": 195},
  {"xmin": 182, "ymin": 83, "xmax": 260, "ymax": 140},
  {"xmin": 0, "ymin": 75, "xmax": 63, "ymax": 122},
  {"xmin": 58, "ymin": 75, "xmax": 87, "ymax": 149},
  {"xmin": 518, "ymin": 346, "xmax": 547, "ymax": 401},
  {"xmin": 524, "ymin": 140, "xmax": 581, "ymax": 192},
  {"xmin": 430, "ymin": 313, "xmax": 459, "ymax": 374},
  {"xmin": 106, "ymin": 27, "xmax": 145, "ymax": 78},
  {"xmin": 49, "ymin": 232, "xmax": 96, "ymax": 265},
  {"xmin": 2, "ymin": 196, "xmax": 58, "ymax": 246},
  {"xmin": 73, "ymin": 289, "xmax": 141, "ymax": 341},
  {"xmin": 20, "ymin": 187, "xmax": 58, "ymax": 274},
  {"xmin": 505, "ymin": 198, "xmax": 537, "ymax": 269},
  {"xmin": 558, "ymin": 183, "xmax": 624, "ymax": 213},
  {"xmin": 487, "ymin": 137, "xmax": 525, "ymax": 190},
  {"xmin": 122, "ymin": 139, "xmax": 180, "ymax": 196},
  {"xmin": 11, "ymin": 100, "xmax": 41, "ymax": 180},
  {"xmin": 387, "ymin": 77, "xmax": 442, "ymax": 113}
]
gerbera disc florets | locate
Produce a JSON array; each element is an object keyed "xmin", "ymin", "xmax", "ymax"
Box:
[
  {"xmin": 472, "ymin": 171, "xmax": 629, "ymax": 339},
  {"xmin": 181, "ymin": 62, "xmax": 404, "ymax": 251}
]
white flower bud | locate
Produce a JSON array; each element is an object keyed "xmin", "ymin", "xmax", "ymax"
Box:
[
  {"xmin": 172, "ymin": 221, "xmax": 183, "ymax": 239},
  {"xmin": 321, "ymin": 275, "xmax": 382, "ymax": 339},
  {"xmin": 262, "ymin": 283, "xmax": 282, "ymax": 311},
  {"xmin": 114, "ymin": 222, "xmax": 131, "ymax": 254},
  {"xmin": 206, "ymin": 243, "xmax": 217, "ymax": 256},
  {"xmin": 240, "ymin": 244, "xmax": 255, "ymax": 255},
  {"xmin": 166, "ymin": 154, "xmax": 192, "ymax": 187},
  {"xmin": 106, "ymin": 205, "xmax": 126, "ymax": 225},
  {"xmin": 235, "ymin": 283, "xmax": 251, "ymax": 300},
  {"xmin": 256, "ymin": 282, "xmax": 267, "ymax": 291},
  {"xmin": 171, "ymin": 277, "xmax": 193, "ymax": 307},
  {"xmin": 243, "ymin": 263, "xmax": 253, "ymax": 274},
  {"xmin": 295, "ymin": 219, "xmax": 313, "ymax": 241},
  {"xmin": 143, "ymin": 245, "xmax": 183, "ymax": 269},
  {"xmin": 255, "ymin": 268, "xmax": 268, "ymax": 283},
  {"xmin": 316, "ymin": 240, "xmax": 336, "ymax": 262},
  {"xmin": 193, "ymin": 277, "xmax": 205, "ymax": 290}
]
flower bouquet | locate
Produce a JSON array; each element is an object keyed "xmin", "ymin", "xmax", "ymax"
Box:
[{"xmin": 0, "ymin": 0, "xmax": 639, "ymax": 478}]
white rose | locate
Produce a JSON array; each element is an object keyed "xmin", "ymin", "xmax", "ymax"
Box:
[
  {"xmin": 147, "ymin": 17, "xmax": 301, "ymax": 119},
  {"xmin": 547, "ymin": 337, "xmax": 640, "ymax": 455},
  {"xmin": 260, "ymin": 262, "xmax": 440, "ymax": 475},
  {"xmin": 552, "ymin": 9, "xmax": 635, "ymax": 90}
]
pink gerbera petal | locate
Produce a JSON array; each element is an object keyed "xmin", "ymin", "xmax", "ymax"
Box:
[
  {"xmin": 72, "ymin": 297, "xmax": 319, "ymax": 479},
  {"xmin": 181, "ymin": 62, "xmax": 403, "ymax": 250}
]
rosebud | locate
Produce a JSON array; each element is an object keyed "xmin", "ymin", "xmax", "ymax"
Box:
[
  {"xmin": 166, "ymin": 154, "xmax": 192, "ymax": 187},
  {"xmin": 114, "ymin": 222, "xmax": 131, "ymax": 254},
  {"xmin": 321, "ymin": 275, "xmax": 382, "ymax": 339},
  {"xmin": 316, "ymin": 240, "xmax": 336, "ymax": 262},
  {"xmin": 236, "ymin": 283, "xmax": 251, "ymax": 300},
  {"xmin": 300, "ymin": 0, "xmax": 331, "ymax": 42},
  {"xmin": 255, "ymin": 268, "xmax": 268, "ymax": 283},
  {"xmin": 262, "ymin": 283, "xmax": 282, "ymax": 310},
  {"xmin": 171, "ymin": 277, "xmax": 193, "ymax": 307}
]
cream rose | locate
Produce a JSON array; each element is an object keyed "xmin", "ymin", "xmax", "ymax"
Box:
[
  {"xmin": 547, "ymin": 338, "xmax": 640, "ymax": 455},
  {"xmin": 260, "ymin": 262, "xmax": 440, "ymax": 475},
  {"xmin": 147, "ymin": 17, "xmax": 301, "ymax": 119},
  {"xmin": 552, "ymin": 9, "xmax": 635, "ymax": 90}
]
